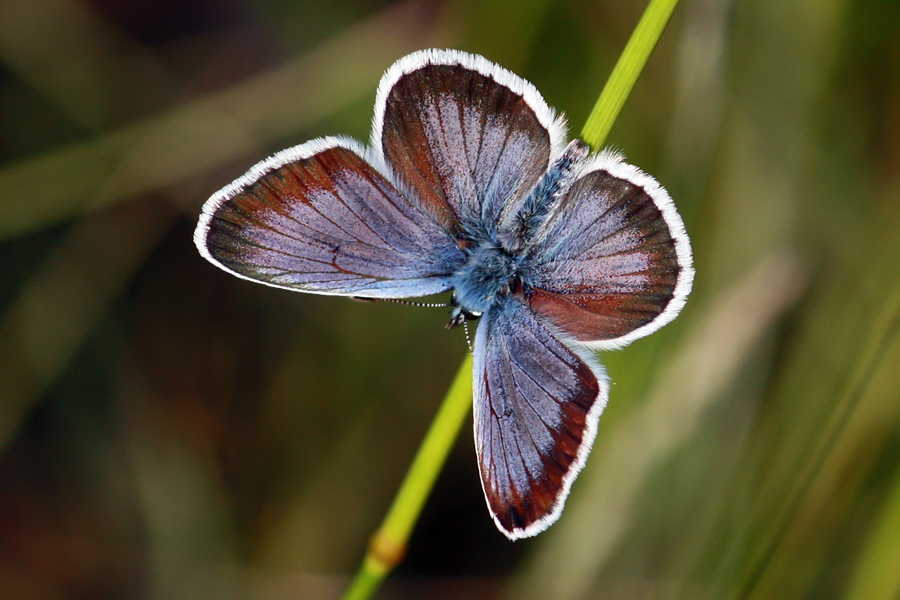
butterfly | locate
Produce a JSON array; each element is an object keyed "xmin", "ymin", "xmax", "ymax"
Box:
[{"xmin": 194, "ymin": 49, "xmax": 693, "ymax": 540}]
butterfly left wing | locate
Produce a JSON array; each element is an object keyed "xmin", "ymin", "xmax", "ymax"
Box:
[
  {"xmin": 195, "ymin": 137, "xmax": 464, "ymax": 298},
  {"xmin": 525, "ymin": 151, "xmax": 694, "ymax": 348},
  {"xmin": 473, "ymin": 296, "xmax": 608, "ymax": 540}
]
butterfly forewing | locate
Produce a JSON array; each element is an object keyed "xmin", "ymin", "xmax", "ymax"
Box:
[
  {"xmin": 525, "ymin": 154, "xmax": 692, "ymax": 348},
  {"xmin": 473, "ymin": 296, "xmax": 608, "ymax": 539},
  {"xmin": 197, "ymin": 140, "xmax": 464, "ymax": 298},
  {"xmin": 377, "ymin": 51, "xmax": 564, "ymax": 235}
]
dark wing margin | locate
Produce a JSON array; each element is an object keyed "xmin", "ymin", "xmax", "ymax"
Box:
[
  {"xmin": 527, "ymin": 151, "xmax": 694, "ymax": 348},
  {"xmin": 473, "ymin": 296, "xmax": 609, "ymax": 540},
  {"xmin": 194, "ymin": 136, "xmax": 464, "ymax": 298},
  {"xmin": 372, "ymin": 49, "xmax": 567, "ymax": 236}
]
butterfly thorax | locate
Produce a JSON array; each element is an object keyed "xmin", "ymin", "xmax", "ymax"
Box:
[{"xmin": 449, "ymin": 239, "xmax": 531, "ymax": 323}]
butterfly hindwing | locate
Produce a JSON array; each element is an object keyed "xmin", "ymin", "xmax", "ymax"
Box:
[
  {"xmin": 473, "ymin": 296, "xmax": 608, "ymax": 539},
  {"xmin": 196, "ymin": 138, "xmax": 465, "ymax": 298}
]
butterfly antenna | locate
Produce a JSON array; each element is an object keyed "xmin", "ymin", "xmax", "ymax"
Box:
[
  {"xmin": 351, "ymin": 297, "xmax": 449, "ymax": 308},
  {"xmin": 463, "ymin": 319, "xmax": 474, "ymax": 353}
]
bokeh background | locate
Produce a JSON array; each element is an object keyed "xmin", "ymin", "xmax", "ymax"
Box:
[{"xmin": 2, "ymin": 0, "xmax": 899, "ymax": 598}]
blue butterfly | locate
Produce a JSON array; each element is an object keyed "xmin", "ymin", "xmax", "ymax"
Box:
[{"xmin": 194, "ymin": 49, "xmax": 693, "ymax": 540}]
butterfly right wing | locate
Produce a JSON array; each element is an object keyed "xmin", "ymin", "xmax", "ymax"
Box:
[
  {"xmin": 473, "ymin": 296, "xmax": 608, "ymax": 540},
  {"xmin": 195, "ymin": 137, "xmax": 465, "ymax": 298},
  {"xmin": 525, "ymin": 151, "xmax": 694, "ymax": 348}
]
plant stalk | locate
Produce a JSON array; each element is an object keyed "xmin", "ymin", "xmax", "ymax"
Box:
[{"xmin": 341, "ymin": 0, "xmax": 681, "ymax": 597}]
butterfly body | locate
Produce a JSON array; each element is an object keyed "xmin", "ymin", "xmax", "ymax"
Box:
[
  {"xmin": 450, "ymin": 239, "xmax": 526, "ymax": 316},
  {"xmin": 447, "ymin": 138, "xmax": 591, "ymax": 322},
  {"xmin": 195, "ymin": 49, "xmax": 693, "ymax": 540}
]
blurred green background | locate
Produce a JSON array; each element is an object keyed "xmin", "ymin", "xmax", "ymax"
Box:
[{"xmin": 2, "ymin": 0, "xmax": 899, "ymax": 598}]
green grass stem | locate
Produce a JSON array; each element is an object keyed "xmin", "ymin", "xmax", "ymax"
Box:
[
  {"xmin": 580, "ymin": 0, "xmax": 680, "ymax": 149},
  {"xmin": 341, "ymin": 1, "xmax": 680, "ymax": 597},
  {"xmin": 341, "ymin": 355, "xmax": 473, "ymax": 600}
]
